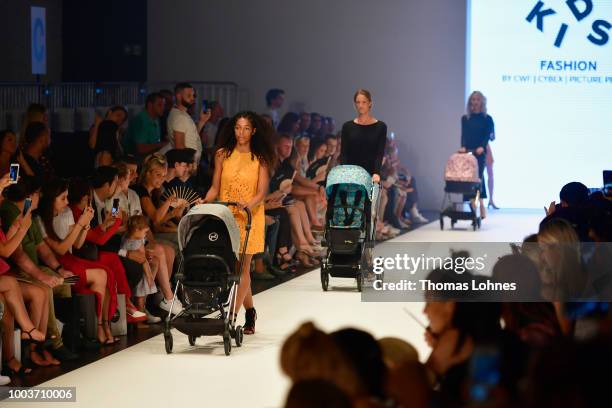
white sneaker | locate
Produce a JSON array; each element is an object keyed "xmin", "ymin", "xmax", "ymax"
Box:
[
  {"xmin": 159, "ymin": 298, "xmax": 184, "ymax": 315},
  {"xmin": 145, "ymin": 308, "xmax": 162, "ymax": 323},
  {"xmin": 397, "ymin": 220, "xmax": 411, "ymax": 229},
  {"xmin": 388, "ymin": 226, "xmax": 401, "ymax": 235},
  {"xmin": 0, "ymin": 374, "xmax": 10, "ymax": 386},
  {"xmin": 411, "ymin": 210, "xmax": 429, "ymax": 223}
]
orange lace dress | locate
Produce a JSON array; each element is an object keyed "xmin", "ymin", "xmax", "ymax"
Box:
[{"xmin": 219, "ymin": 149, "xmax": 265, "ymax": 254}]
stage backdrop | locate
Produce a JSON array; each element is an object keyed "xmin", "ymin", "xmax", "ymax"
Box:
[
  {"xmin": 467, "ymin": 0, "xmax": 612, "ymax": 208},
  {"xmin": 148, "ymin": 0, "xmax": 467, "ymax": 211}
]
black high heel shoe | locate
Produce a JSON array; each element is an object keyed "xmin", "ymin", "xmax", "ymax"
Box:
[
  {"xmin": 487, "ymin": 201, "xmax": 500, "ymax": 210},
  {"xmin": 244, "ymin": 308, "xmax": 257, "ymax": 335},
  {"xmin": 20, "ymin": 327, "xmax": 53, "ymax": 348},
  {"xmin": 1, "ymin": 357, "xmax": 32, "ymax": 377}
]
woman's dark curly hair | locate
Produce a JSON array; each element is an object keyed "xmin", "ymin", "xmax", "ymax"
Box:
[{"xmin": 215, "ymin": 111, "xmax": 277, "ymax": 171}]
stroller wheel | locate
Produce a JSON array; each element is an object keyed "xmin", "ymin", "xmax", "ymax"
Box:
[
  {"xmin": 188, "ymin": 335, "xmax": 197, "ymax": 346},
  {"xmin": 321, "ymin": 269, "xmax": 329, "ymax": 291},
  {"xmin": 357, "ymin": 273, "xmax": 363, "ymax": 292},
  {"xmin": 223, "ymin": 334, "xmax": 232, "ymax": 356},
  {"xmin": 164, "ymin": 330, "xmax": 173, "ymax": 354},
  {"xmin": 235, "ymin": 326, "xmax": 244, "ymax": 347}
]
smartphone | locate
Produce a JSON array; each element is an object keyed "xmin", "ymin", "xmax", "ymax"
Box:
[
  {"xmin": 9, "ymin": 163, "xmax": 19, "ymax": 184},
  {"xmin": 23, "ymin": 197, "xmax": 32, "ymax": 216},
  {"xmin": 111, "ymin": 198, "xmax": 120, "ymax": 217},
  {"xmin": 202, "ymin": 99, "xmax": 209, "ymax": 112},
  {"xmin": 468, "ymin": 346, "xmax": 501, "ymax": 404}
]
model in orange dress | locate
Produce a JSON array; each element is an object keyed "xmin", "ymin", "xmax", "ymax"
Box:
[{"xmin": 204, "ymin": 112, "xmax": 276, "ymax": 334}]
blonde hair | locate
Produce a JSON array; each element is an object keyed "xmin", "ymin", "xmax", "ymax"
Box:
[
  {"xmin": 138, "ymin": 153, "xmax": 167, "ymax": 184},
  {"xmin": 466, "ymin": 91, "xmax": 487, "ymax": 118},
  {"xmin": 538, "ymin": 219, "xmax": 584, "ymax": 300}
]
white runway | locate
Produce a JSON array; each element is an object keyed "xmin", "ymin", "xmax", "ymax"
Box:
[{"xmin": 14, "ymin": 209, "xmax": 543, "ymax": 408}]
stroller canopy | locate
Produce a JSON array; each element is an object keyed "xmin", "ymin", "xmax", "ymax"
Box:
[
  {"xmin": 326, "ymin": 165, "xmax": 373, "ymax": 201},
  {"xmin": 178, "ymin": 204, "xmax": 241, "ymax": 256}
]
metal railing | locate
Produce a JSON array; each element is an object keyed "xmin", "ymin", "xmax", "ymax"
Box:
[{"xmin": 0, "ymin": 81, "xmax": 248, "ymax": 130}]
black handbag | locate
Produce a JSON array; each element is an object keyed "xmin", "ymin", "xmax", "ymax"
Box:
[{"xmin": 73, "ymin": 242, "xmax": 99, "ymax": 261}]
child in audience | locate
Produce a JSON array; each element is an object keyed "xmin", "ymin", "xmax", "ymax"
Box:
[{"xmin": 121, "ymin": 215, "xmax": 159, "ymax": 324}]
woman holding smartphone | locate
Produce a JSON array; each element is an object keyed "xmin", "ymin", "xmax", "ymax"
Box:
[
  {"xmin": 204, "ymin": 111, "xmax": 275, "ymax": 334},
  {"xmin": 37, "ymin": 178, "xmax": 120, "ymax": 345},
  {"xmin": 0, "ymin": 130, "xmax": 18, "ymax": 176}
]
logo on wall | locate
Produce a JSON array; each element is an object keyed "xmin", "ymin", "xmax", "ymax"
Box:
[
  {"xmin": 31, "ymin": 7, "xmax": 47, "ymax": 75},
  {"xmin": 526, "ymin": 0, "xmax": 611, "ymax": 47}
]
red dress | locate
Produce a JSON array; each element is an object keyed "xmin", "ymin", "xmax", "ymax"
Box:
[{"xmin": 69, "ymin": 205, "xmax": 134, "ymax": 315}]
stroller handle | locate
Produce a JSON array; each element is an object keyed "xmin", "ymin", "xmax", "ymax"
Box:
[{"xmin": 213, "ymin": 201, "xmax": 253, "ymax": 230}]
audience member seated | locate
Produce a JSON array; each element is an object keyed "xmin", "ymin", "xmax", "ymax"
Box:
[
  {"xmin": 297, "ymin": 112, "xmax": 311, "ymax": 137},
  {"xmin": 111, "ymin": 161, "xmax": 178, "ymax": 319},
  {"xmin": 293, "ymin": 136, "xmax": 310, "ymax": 177},
  {"xmin": 307, "ymin": 113, "xmax": 323, "ymax": 138},
  {"xmin": 0, "ymin": 176, "xmax": 78, "ymax": 363},
  {"xmin": 122, "ymin": 92, "xmax": 168, "ymax": 159},
  {"xmin": 0, "ymin": 173, "xmax": 51, "ymax": 376},
  {"xmin": 287, "ymin": 141, "xmax": 325, "ymax": 231},
  {"xmin": 272, "ymin": 135, "xmax": 322, "ymax": 265},
  {"xmin": 68, "ymin": 169, "xmax": 147, "ymax": 323},
  {"xmin": 0, "ymin": 130, "xmax": 18, "ymax": 175},
  {"xmin": 17, "ymin": 122, "xmax": 54, "ymax": 184},
  {"xmin": 277, "ymin": 112, "xmax": 301, "ymax": 138},
  {"xmin": 330, "ymin": 328, "xmax": 388, "ymax": 404},
  {"xmin": 280, "ymin": 322, "xmax": 363, "ymax": 402},
  {"xmin": 305, "ymin": 139, "xmax": 330, "ymax": 185},
  {"xmin": 121, "ymin": 215, "xmax": 161, "ymax": 326},
  {"xmin": 541, "ymin": 181, "xmax": 592, "ymax": 241},
  {"xmin": 492, "ymin": 254, "xmax": 562, "ymax": 347},
  {"xmin": 163, "ymin": 148, "xmax": 197, "ymax": 191},
  {"xmin": 88, "ymin": 106, "xmax": 128, "ymax": 151},
  {"xmin": 133, "ymin": 154, "xmax": 187, "ymax": 253},
  {"xmin": 37, "ymin": 178, "xmax": 118, "ymax": 345},
  {"xmin": 284, "ymin": 380, "xmax": 352, "ymax": 408}
]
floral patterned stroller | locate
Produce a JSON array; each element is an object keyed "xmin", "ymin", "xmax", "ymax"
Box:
[
  {"xmin": 321, "ymin": 165, "xmax": 380, "ymax": 291},
  {"xmin": 440, "ymin": 152, "xmax": 482, "ymax": 231}
]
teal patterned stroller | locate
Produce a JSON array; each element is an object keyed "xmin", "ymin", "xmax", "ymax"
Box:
[{"xmin": 321, "ymin": 165, "xmax": 379, "ymax": 291}]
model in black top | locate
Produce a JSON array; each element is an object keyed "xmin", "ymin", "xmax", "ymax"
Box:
[
  {"xmin": 339, "ymin": 89, "xmax": 387, "ymax": 183},
  {"xmin": 459, "ymin": 91, "xmax": 495, "ymax": 219}
]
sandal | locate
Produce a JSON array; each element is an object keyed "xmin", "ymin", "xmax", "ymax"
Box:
[
  {"xmin": 296, "ymin": 251, "xmax": 314, "ymax": 268},
  {"xmin": 20, "ymin": 327, "xmax": 46, "ymax": 344},
  {"xmin": 1, "ymin": 357, "xmax": 32, "ymax": 377},
  {"xmin": 276, "ymin": 248, "xmax": 293, "ymax": 264},
  {"xmin": 102, "ymin": 321, "xmax": 120, "ymax": 344},
  {"xmin": 244, "ymin": 308, "xmax": 257, "ymax": 335}
]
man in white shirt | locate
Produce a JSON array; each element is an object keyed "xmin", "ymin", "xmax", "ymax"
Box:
[{"xmin": 164, "ymin": 82, "xmax": 211, "ymax": 165}]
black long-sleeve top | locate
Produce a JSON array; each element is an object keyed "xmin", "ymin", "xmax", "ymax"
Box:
[
  {"xmin": 339, "ymin": 120, "xmax": 387, "ymax": 176},
  {"xmin": 461, "ymin": 113, "xmax": 495, "ymax": 150}
]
